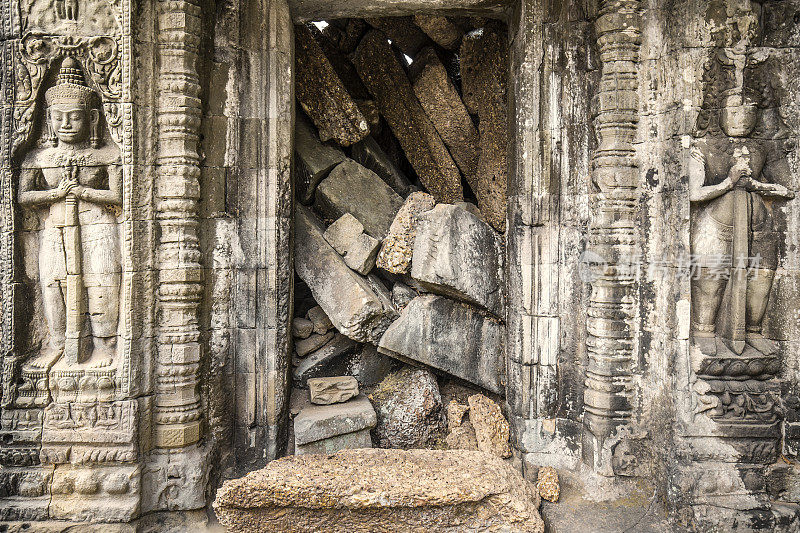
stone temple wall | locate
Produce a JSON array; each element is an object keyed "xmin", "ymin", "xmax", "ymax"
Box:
[{"xmin": 1, "ymin": 0, "xmax": 800, "ymax": 531}]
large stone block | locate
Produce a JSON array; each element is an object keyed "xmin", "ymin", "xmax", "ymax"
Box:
[
  {"xmin": 376, "ymin": 191, "xmax": 435, "ymax": 275},
  {"xmin": 460, "ymin": 24, "xmax": 509, "ymax": 232},
  {"xmin": 370, "ymin": 366, "xmax": 445, "ymax": 449},
  {"xmin": 294, "ymin": 206, "xmax": 398, "ymax": 344},
  {"xmin": 353, "ymin": 30, "xmax": 463, "ymax": 204},
  {"xmin": 411, "ymin": 48, "xmax": 479, "ymax": 180},
  {"xmin": 350, "ymin": 136, "xmax": 413, "ymax": 197},
  {"xmin": 413, "ymin": 15, "xmax": 464, "ymax": 50},
  {"xmin": 314, "ymin": 159, "xmax": 404, "ymax": 239},
  {"xmin": 308, "ymin": 376, "xmax": 359, "ymax": 405},
  {"xmin": 293, "ymin": 394, "xmax": 377, "ymax": 446},
  {"xmin": 411, "ymin": 204, "xmax": 504, "ymax": 316},
  {"xmin": 295, "ymin": 24, "xmax": 370, "ymax": 146},
  {"xmin": 294, "ymin": 114, "xmax": 346, "ymax": 204},
  {"xmin": 378, "ymin": 295, "xmax": 504, "ymax": 395},
  {"xmin": 365, "ymin": 17, "xmax": 431, "ymax": 57},
  {"xmin": 295, "ymin": 428, "xmax": 373, "ymax": 456},
  {"xmin": 213, "ymin": 449, "xmax": 544, "ymax": 533}
]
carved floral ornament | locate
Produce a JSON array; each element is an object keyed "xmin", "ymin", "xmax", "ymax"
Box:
[{"xmin": 13, "ymin": 34, "xmax": 123, "ymax": 156}]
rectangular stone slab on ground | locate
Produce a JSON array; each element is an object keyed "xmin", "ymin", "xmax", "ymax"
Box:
[
  {"xmin": 213, "ymin": 449, "xmax": 544, "ymax": 533},
  {"xmin": 293, "ymin": 394, "xmax": 377, "ymax": 446},
  {"xmin": 294, "ymin": 206, "xmax": 397, "ymax": 344},
  {"xmin": 294, "ymin": 24, "xmax": 370, "ymax": 146},
  {"xmin": 295, "ymin": 428, "xmax": 373, "ymax": 455},
  {"xmin": 378, "ymin": 294, "xmax": 504, "ymax": 395},
  {"xmin": 314, "ymin": 159, "xmax": 405, "ymax": 239},
  {"xmin": 352, "ymin": 29, "xmax": 463, "ymax": 204}
]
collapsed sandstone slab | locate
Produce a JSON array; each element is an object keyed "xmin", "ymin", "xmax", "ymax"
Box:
[
  {"xmin": 350, "ymin": 136, "xmax": 413, "ymax": 197},
  {"xmin": 378, "ymin": 295, "xmax": 504, "ymax": 395},
  {"xmin": 411, "ymin": 204, "xmax": 504, "ymax": 316},
  {"xmin": 213, "ymin": 449, "xmax": 544, "ymax": 533},
  {"xmin": 314, "ymin": 159, "xmax": 404, "ymax": 239},
  {"xmin": 293, "ymin": 394, "xmax": 377, "ymax": 455},
  {"xmin": 376, "ymin": 191, "xmax": 435, "ymax": 275},
  {"xmin": 413, "ymin": 15, "xmax": 464, "ymax": 50},
  {"xmin": 294, "ymin": 114, "xmax": 346, "ymax": 204},
  {"xmin": 365, "ymin": 16, "xmax": 431, "ymax": 57},
  {"xmin": 295, "ymin": 24, "xmax": 370, "ymax": 146},
  {"xmin": 460, "ymin": 24, "xmax": 510, "ymax": 232},
  {"xmin": 353, "ymin": 29, "xmax": 463, "ymax": 204},
  {"xmin": 295, "ymin": 206, "xmax": 397, "ymax": 344}
]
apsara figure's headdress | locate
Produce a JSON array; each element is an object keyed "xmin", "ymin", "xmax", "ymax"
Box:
[{"xmin": 45, "ymin": 57, "xmax": 97, "ymax": 108}]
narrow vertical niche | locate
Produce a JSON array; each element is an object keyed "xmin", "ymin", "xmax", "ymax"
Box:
[{"xmin": 290, "ymin": 15, "xmax": 510, "ymax": 455}]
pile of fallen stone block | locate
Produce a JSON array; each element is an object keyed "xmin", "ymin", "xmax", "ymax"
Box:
[{"xmin": 289, "ymin": 15, "xmax": 510, "ymax": 458}]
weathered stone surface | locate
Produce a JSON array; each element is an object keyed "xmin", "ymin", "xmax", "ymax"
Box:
[
  {"xmin": 445, "ymin": 423, "xmax": 479, "ymax": 451},
  {"xmin": 370, "ymin": 366, "xmax": 445, "ymax": 449},
  {"xmin": 353, "ymin": 30, "xmax": 463, "ymax": 204},
  {"xmin": 391, "ymin": 282, "xmax": 419, "ymax": 311},
  {"xmin": 411, "ymin": 204, "xmax": 503, "ymax": 316},
  {"xmin": 537, "ymin": 466, "xmax": 560, "ymax": 503},
  {"xmin": 365, "ymin": 17, "xmax": 431, "ymax": 57},
  {"xmin": 344, "ymin": 232, "xmax": 381, "ymax": 275},
  {"xmin": 324, "ymin": 213, "xmax": 364, "ymax": 256},
  {"xmin": 411, "ymin": 48, "xmax": 479, "ymax": 180},
  {"xmin": 293, "ymin": 333, "xmax": 360, "ymax": 385},
  {"xmin": 460, "ymin": 24, "xmax": 509, "ymax": 232},
  {"xmin": 295, "ymin": 331, "xmax": 334, "ymax": 357},
  {"xmin": 307, "ymin": 305, "xmax": 334, "ymax": 335},
  {"xmin": 322, "ymin": 18, "xmax": 368, "ymax": 54},
  {"xmin": 346, "ymin": 344, "xmax": 395, "ymax": 388},
  {"xmin": 350, "ymin": 136, "xmax": 413, "ymax": 197},
  {"xmin": 294, "ymin": 114, "xmax": 346, "ymax": 204},
  {"xmin": 446, "ymin": 399, "xmax": 470, "ymax": 431},
  {"xmin": 376, "ymin": 192, "xmax": 436, "ymax": 275},
  {"xmin": 308, "ymin": 376, "xmax": 359, "ymax": 405},
  {"xmin": 295, "ymin": 206, "xmax": 397, "ymax": 344},
  {"xmin": 295, "ymin": 24, "xmax": 369, "ymax": 146},
  {"xmin": 292, "ymin": 317, "xmax": 314, "ymax": 339},
  {"xmin": 378, "ymin": 295, "xmax": 504, "ymax": 394},
  {"xmin": 293, "ymin": 394, "xmax": 377, "ymax": 446},
  {"xmin": 213, "ymin": 449, "xmax": 544, "ymax": 533},
  {"xmin": 315, "ymin": 159, "xmax": 404, "ymax": 239},
  {"xmin": 295, "ymin": 428, "xmax": 373, "ymax": 456},
  {"xmin": 413, "ymin": 15, "xmax": 464, "ymax": 50},
  {"xmin": 467, "ymin": 394, "xmax": 511, "ymax": 458}
]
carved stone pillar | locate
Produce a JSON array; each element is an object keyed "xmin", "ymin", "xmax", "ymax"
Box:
[
  {"xmin": 582, "ymin": 0, "xmax": 642, "ymax": 474},
  {"xmin": 153, "ymin": 0, "xmax": 204, "ymax": 450}
]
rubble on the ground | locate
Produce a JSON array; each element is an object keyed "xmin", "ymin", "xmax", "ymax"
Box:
[
  {"xmin": 293, "ymin": 394, "xmax": 377, "ymax": 455},
  {"xmin": 537, "ymin": 466, "xmax": 560, "ymax": 503},
  {"xmin": 467, "ymin": 393, "xmax": 512, "ymax": 458}
]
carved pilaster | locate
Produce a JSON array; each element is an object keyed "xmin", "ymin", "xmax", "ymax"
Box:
[
  {"xmin": 582, "ymin": 0, "xmax": 642, "ymax": 472},
  {"xmin": 154, "ymin": 0, "xmax": 203, "ymax": 448}
]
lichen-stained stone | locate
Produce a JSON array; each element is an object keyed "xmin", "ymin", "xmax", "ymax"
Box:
[
  {"xmin": 213, "ymin": 449, "xmax": 545, "ymax": 533},
  {"xmin": 308, "ymin": 376, "xmax": 359, "ymax": 405},
  {"xmin": 411, "ymin": 204, "xmax": 503, "ymax": 316},
  {"xmin": 467, "ymin": 394, "xmax": 512, "ymax": 459},
  {"xmin": 353, "ymin": 30, "xmax": 463, "ymax": 204},
  {"xmin": 315, "ymin": 159, "xmax": 404, "ymax": 239},
  {"xmin": 293, "ymin": 333, "xmax": 360, "ymax": 385},
  {"xmin": 413, "ymin": 15, "xmax": 464, "ymax": 50},
  {"xmin": 391, "ymin": 282, "xmax": 418, "ymax": 311},
  {"xmin": 460, "ymin": 23, "xmax": 509, "ymax": 232},
  {"xmin": 411, "ymin": 48, "xmax": 479, "ymax": 181},
  {"xmin": 293, "ymin": 394, "xmax": 377, "ymax": 446},
  {"xmin": 294, "ymin": 114, "xmax": 346, "ymax": 204},
  {"xmin": 365, "ymin": 16, "xmax": 431, "ymax": 57},
  {"xmin": 369, "ymin": 366, "xmax": 445, "ymax": 449},
  {"xmin": 295, "ymin": 24, "xmax": 370, "ymax": 146},
  {"xmin": 295, "ymin": 331, "xmax": 334, "ymax": 357},
  {"xmin": 376, "ymin": 191, "xmax": 435, "ymax": 275},
  {"xmin": 537, "ymin": 466, "xmax": 560, "ymax": 503},
  {"xmin": 350, "ymin": 136, "xmax": 413, "ymax": 197},
  {"xmin": 378, "ymin": 295, "xmax": 504, "ymax": 395},
  {"xmin": 295, "ymin": 206, "xmax": 398, "ymax": 344}
]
